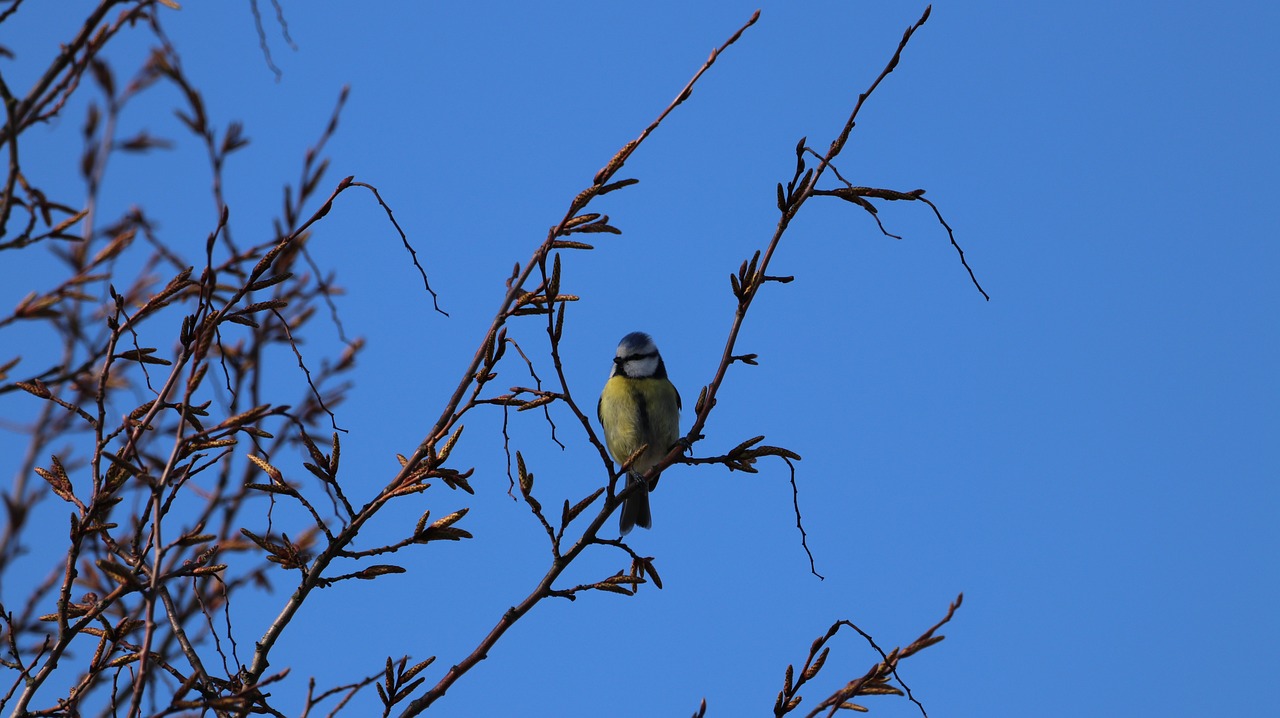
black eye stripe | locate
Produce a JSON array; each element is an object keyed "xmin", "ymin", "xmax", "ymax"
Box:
[{"xmin": 622, "ymin": 351, "xmax": 656, "ymax": 362}]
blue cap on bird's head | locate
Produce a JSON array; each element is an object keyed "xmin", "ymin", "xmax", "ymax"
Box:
[{"xmin": 617, "ymin": 332, "xmax": 656, "ymax": 356}]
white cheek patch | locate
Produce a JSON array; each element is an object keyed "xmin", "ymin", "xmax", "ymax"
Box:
[{"xmin": 625, "ymin": 354, "xmax": 660, "ymax": 378}]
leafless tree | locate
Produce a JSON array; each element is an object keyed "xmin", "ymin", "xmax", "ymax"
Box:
[{"xmin": 0, "ymin": 2, "xmax": 974, "ymax": 715}]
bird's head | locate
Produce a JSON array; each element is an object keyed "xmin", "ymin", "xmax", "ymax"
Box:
[{"xmin": 612, "ymin": 332, "xmax": 664, "ymax": 378}]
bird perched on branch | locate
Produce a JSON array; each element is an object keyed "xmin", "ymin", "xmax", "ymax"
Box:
[{"xmin": 598, "ymin": 332, "xmax": 682, "ymax": 534}]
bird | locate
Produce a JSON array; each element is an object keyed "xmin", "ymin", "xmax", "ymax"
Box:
[{"xmin": 598, "ymin": 332, "xmax": 682, "ymax": 534}]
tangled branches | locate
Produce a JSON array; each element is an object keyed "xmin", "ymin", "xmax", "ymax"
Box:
[{"xmin": 0, "ymin": 2, "xmax": 971, "ymax": 715}]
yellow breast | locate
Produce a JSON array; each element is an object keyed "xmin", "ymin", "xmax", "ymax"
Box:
[{"xmin": 599, "ymin": 375, "xmax": 680, "ymax": 475}]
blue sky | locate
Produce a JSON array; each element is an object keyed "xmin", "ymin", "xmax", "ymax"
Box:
[{"xmin": 1, "ymin": 1, "xmax": 1277, "ymax": 716}]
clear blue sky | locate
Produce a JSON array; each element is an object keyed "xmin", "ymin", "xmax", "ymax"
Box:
[{"xmin": 1, "ymin": 2, "xmax": 1276, "ymax": 716}]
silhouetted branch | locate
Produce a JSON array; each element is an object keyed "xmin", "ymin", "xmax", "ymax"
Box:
[
  {"xmin": 773, "ymin": 593, "xmax": 962, "ymax": 717},
  {"xmin": 0, "ymin": 4, "xmax": 967, "ymax": 715}
]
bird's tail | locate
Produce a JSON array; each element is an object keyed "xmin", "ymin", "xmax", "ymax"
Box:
[{"xmin": 619, "ymin": 471, "xmax": 652, "ymax": 535}]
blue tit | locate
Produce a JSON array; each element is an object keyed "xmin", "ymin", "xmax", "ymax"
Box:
[{"xmin": 597, "ymin": 332, "xmax": 682, "ymax": 534}]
